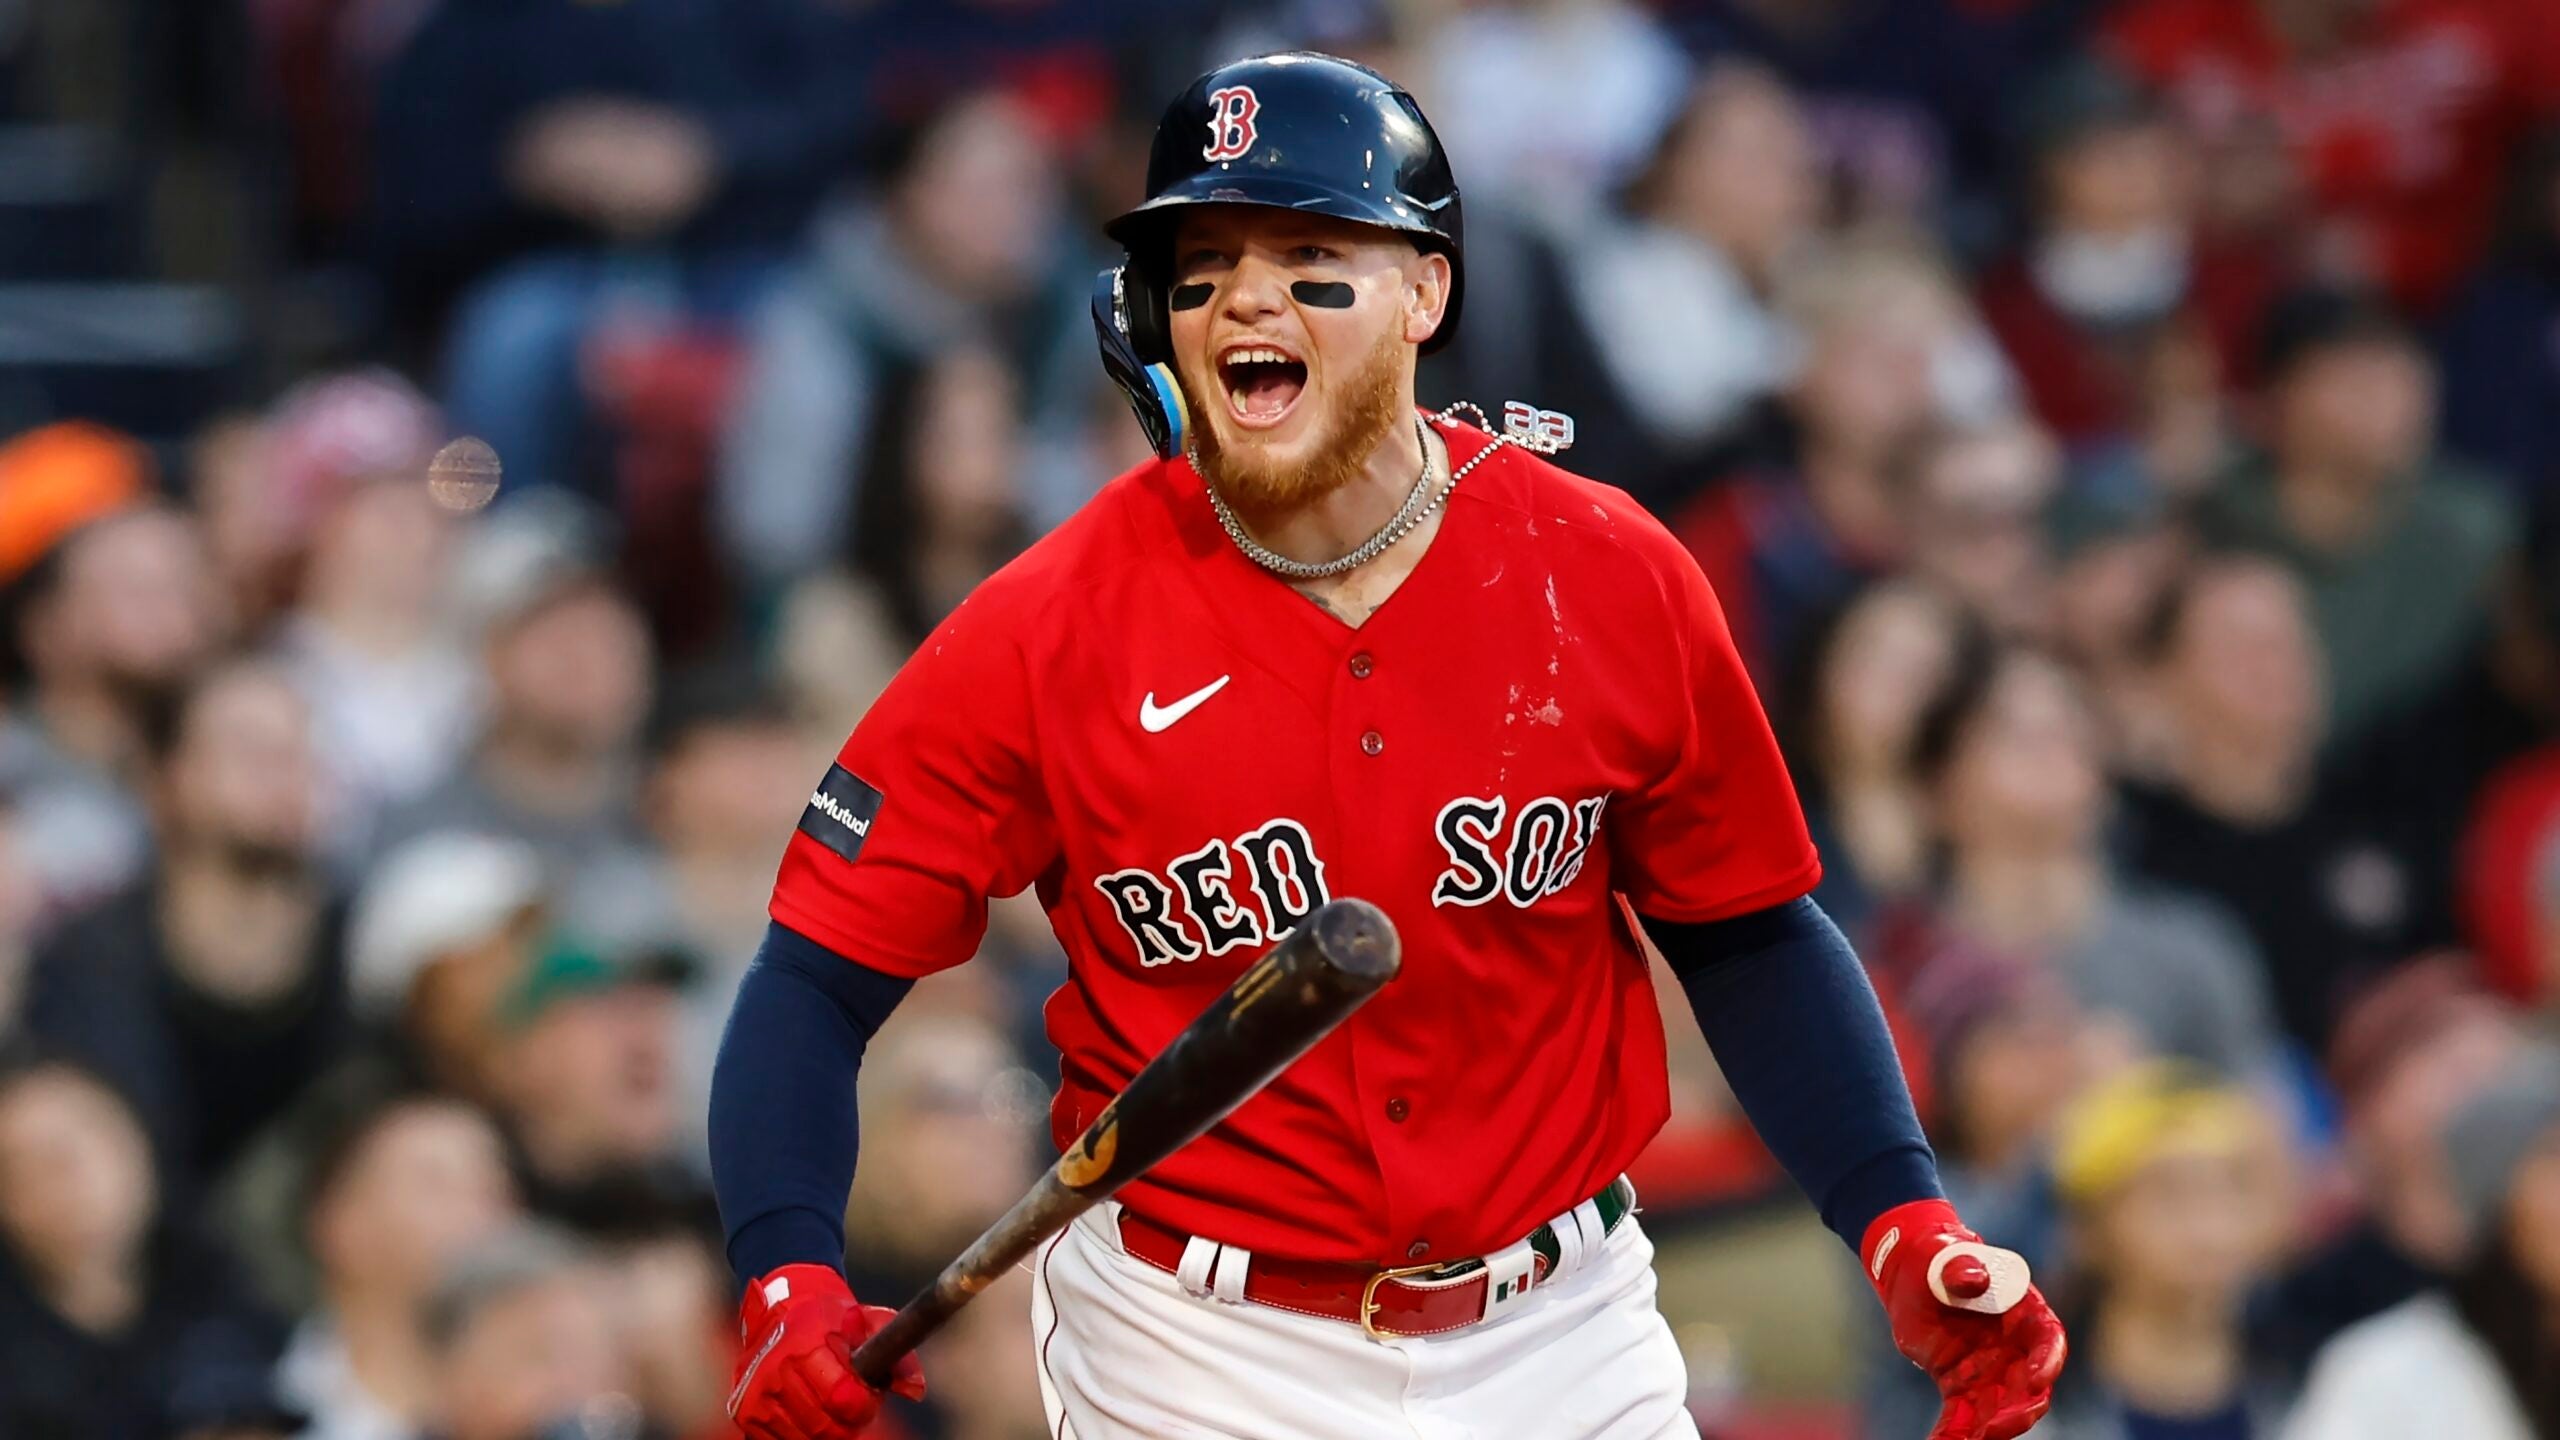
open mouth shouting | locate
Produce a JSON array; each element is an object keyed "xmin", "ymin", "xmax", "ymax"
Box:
[{"xmin": 1217, "ymin": 340, "xmax": 1308, "ymax": 429}]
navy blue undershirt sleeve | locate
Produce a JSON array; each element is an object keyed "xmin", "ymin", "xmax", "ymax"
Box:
[
  {"xmin": 710, "ymin": 921, "xmax": 914, "ymax": 1285},
  {"xmin": 1642, "ymin": 896, "xmax": 1942, "ymax": 1247}
]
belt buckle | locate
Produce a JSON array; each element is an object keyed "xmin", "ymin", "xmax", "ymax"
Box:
[{"xmin": 1357, "ymin": 1260, "xmax": 1447, "ymax": 1341}]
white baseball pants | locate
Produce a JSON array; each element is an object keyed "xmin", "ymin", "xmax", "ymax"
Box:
[{"xmin": 1031, "ymin": 1199, "xmax": 1702, "ymax": 1439}]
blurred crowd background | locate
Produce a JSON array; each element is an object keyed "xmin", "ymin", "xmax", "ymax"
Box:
[{"xmin": 0, "ymin": 0, "xmax": 2558, "ymax": 1437}]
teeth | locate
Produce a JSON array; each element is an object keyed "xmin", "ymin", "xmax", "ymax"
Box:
[{"xmin": 1223, "ymin": 347, "xmax": 1293, "ymax": 367}]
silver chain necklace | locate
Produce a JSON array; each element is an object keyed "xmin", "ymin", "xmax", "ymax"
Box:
[{"xmin": 1197, "ymin": 407, "xmax": 1526, "ymax": 581}]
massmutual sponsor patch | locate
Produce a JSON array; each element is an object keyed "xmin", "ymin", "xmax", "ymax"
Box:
[{"xmin": 797, "ymin": 764, "xmax": 884, "ymax": 863}]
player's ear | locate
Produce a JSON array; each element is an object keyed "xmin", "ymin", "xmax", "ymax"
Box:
[{"xmin": 1402, "ymin": 251, "xmax": 1452, "ymax": 347}]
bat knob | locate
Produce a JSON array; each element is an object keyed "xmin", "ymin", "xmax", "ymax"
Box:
[
  {"xmin": 1307, "ymin": 898, "xmax": 1401, "ymax": 986},
  {"xmin": 1927, "ymin": 1242, "xmax": 2031, "ymax": 1315}
]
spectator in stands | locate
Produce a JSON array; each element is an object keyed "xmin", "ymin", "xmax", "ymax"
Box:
[
  {"xmin": 2104, "ymin": 0, "xmax": 2560, "ymax": 312},
  {"xmin": 925, "ymin": 1268, "xmax": 1047, "ymax": 1440},
  {"xmin": 192, "ymin": 371, "xmax": 447, "ymax": 641},
  {"xmin": 2195, "ymin": 288, "xmax": 2514, "ymax": 750},
  {"xmin": 2285, "ymin": 1045, "xmax": 2560, "ymax": 1440},
  {"xmin": 2439, "ymin": 124, "xmax": 2560, "ymax": 508},
  {"xmin": 376, "ymin": 496, "xmax": 652, "ymax": 880},
  {"xmin": 1779, "ymin": 578, "xmax": 1969, "ymax": 933},
  {"xmin": 2119, "ymin": 555, "xmax": 2420, "ymax": 1047},
  {"xmin": 25, "ymin": 658, "xmax": 347, "ymax": 1184},
  {"xmin": 345, "ymin": 832, "xmax": 546, "ymax": 1102},
  {"xmin": 843, "ymin": 346, "xmax": 1036, "ymax": 651},
  {"xmin": 265, "ymin": 379, "xmax": 476, "ymax": 870},
  {"xmin": 483, "ymin": 925, "xmax": 697, "ymax": 1232},
  {"xmin": 1900, "ymin": 944, "xmax": 2142, "ymax": 1208},
  {"xmin": 769, "ymin": 569, "xmax": 908, "ymax": 765},
  {"xmin": 1676, "ymin": 235, "xmax": 2010, "ymax": 679},
  {"xmin": 1543, "ymin": 62, "xmax": 1818, "ymax": 509},
  {"xmin": 1897, "ymin": 418, "xmax": 2062, "ymax": 640},
  {"xmin": 0, "ymin": 805, "xmax": 34, "ymax": 1044},
  {"xmin": 1663, "ymin": 0, "xmax": 2083, "ymax": 236},
  {"xmin": 247, "ymin": 0, "xmax": 430, "ymax": 263},
  {"xmin": 2257, "ymin": 959, "xmax": 2525, "ymax": 1374},
  {"xmin": 420, "ymin": 1224, "xmax": 629, "ymax": 1440},
  {"xmin": 0, "ymin": 1050, "xmax": 280, "ymax": 1440},
  {"xmin": 843, "ymin": 1012, "xmax": 1043, "ymax": 1301},
  {"xmin": 0, "ymin": 486, "xmax": 226, "ymax": 917},
  {"xmin": 0, "ymin": 422, "xmax": 155, "ymax": 595},
  {"xmin": 1975, "ymin": 59, "xmax": 2279, "ymax": 455},
  {"xmin": 579, "ymin": 1195, "xmax": 733, "ymax": 1440},
  {"xmin": 2541, "ymin": 842, "xmax": 2560, "ymax": 1008},
  {"xmin": 184, "ymin": 420, "xmax": 290, "ymax": 643},
  {"xmin": 371, "ymin": 0, "xmax": 861, "ymax": 498},
  {"xmin": 275, "ymin": 1086, "xmax": 517, "ymax": 1440},
  {"xmin": 2045, "ymin": 484, "xmax": 2188, "ymax": 772},
  {"xmin": 2298, "ymin": 503, "xmax": 2558, "ymax": 1009},
  {"xmin": 2449, "ymin": 504, "xmax": 2560, "ymax": 1004},
  {"xmin": 2334, "ymin": 960, "xmax": 2523, "ymax": 1272},
  {"xmin": 2040, "ymin": 1063, "xmax": 2293, "ymax": 1437},
  {"xmin": 639, "ymin": 665, "xmax": 811, "ymax": 1158},
  {"xmin": 1898, "ymin": 640, "xmax": 2280, "ymax": 1076},
  {"xmin": 818, "ymin": 0, "xmax": 1169, "ymax": 148},
  {"xmin": 1894, "ymin": 939, "xmax": 2144, "ymax": 1276},
  {"xmin": 1422, "ymin": 0, "xmax": 1690, "ymax": 230},
  {"xmin": 719, "ymin": 87, "xmax": 1090, "ymax": 593}
]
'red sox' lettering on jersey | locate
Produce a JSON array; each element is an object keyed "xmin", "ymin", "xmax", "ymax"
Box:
[
  {"xmin": 1095, "ymin": 791, "xmax": 1609, "ymax": 964},
  {"xmin": 770, "ymin": 417, "xmax": 1819, "ymax": 1266},
  {"xmin": 1094, "ymin": 816, "xmax": 1330, "ymax": 966},
  {"xmin": 1429, "ymin": 793, "xmax": 1609, "ymax": 909}
]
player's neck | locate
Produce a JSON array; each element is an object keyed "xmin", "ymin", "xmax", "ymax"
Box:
[
  {"xmin": 1269, "ymin": 423, "xmax": 1453, "ymax": 629},
  {"xmin": 1248, "ymin": 405, "xmax": 1434, "ymax": 564}
]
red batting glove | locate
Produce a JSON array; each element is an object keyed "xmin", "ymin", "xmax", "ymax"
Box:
[
  {"xmin": 728, "ymin": 1264, "xmax": 925, "ymax": 1440},
  {"xmin": 1861, "ymin": 1200, "xmax": 2067, "ymax": 1440}
]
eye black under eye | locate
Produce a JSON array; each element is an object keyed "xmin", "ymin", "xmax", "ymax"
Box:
[{"xmin": 1290, "ymin": 280, "xmax": 1355, "ymax": 308}]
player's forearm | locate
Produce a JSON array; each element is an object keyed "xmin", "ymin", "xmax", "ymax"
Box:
[
  {"xmin": 1643, "ymin": 897, "xmax": 1943, "ymax": 1246},
  {"xmin": 709, "ymin": 921, "xmax": 914, "ymax": 1285}
]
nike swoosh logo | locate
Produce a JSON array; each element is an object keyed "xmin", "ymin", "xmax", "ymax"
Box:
[{"xmin": 1140, "ymin": 675, "xmax": 1231, "ymax": 733}]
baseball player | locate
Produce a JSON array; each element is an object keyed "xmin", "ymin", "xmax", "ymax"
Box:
[{"xmin": 710, "ymin": 52, "xmax": 2065, "ymax": 1440}]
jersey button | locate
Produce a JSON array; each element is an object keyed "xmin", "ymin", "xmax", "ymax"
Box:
[
  {"xmin": 1360, "ymin": 730, "xmax": 1383, "ymax": 756},
  {"xmin": 1385, "ymin": 1097, "xmax": 1410, "ymax": 1123},
  {"xmin": 1407, "ymin": 1240, "xmax": 1431, "ymax": 1260},
  {"xmin": 1349, "ymin": 652, "xmax": 1374, "ymax": 679}
]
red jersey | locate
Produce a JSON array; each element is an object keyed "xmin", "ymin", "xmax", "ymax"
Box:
[
  {"xmin": 770, "ymin": 418, "xmax": 1820, "ymax": 1266},
  {"xmin": 2105, "ymin": 0, "xmax": 2560, "ymax": 310}
]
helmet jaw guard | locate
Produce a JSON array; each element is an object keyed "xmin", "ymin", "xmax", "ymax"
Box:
[
  {"xmin": 1097, "ymin": 52, "xmax": 1466, "ymax": 376},
  {"xmin": 1092, "ymin": 265, "xmax": 1186, "ymax": 461}
]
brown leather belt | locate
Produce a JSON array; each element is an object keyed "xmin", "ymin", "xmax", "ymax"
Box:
[{"xmin": 1114, "ymin": 1177, "xmax": 1635, "ymax": 1339}]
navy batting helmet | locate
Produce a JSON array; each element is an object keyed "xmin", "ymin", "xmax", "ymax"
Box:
[{"xmin": 1104, "ymin": 51, "xmax": 1465, "ymax": 365}]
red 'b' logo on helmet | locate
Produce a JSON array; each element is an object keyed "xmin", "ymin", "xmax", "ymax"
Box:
[{"xmin": 1203, "ymin": 85, "xmax": 1260, "ymax": 162}]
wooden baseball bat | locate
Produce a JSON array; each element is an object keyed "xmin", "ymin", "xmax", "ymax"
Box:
[{"xmin": 848, "ymin": 897, "xmax": 1402, "ymax": 1390}]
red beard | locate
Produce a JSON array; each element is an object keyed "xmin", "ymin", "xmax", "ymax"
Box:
[{"xmin": 1187, "ymin": 326, "xmax": 1408, "ymax": 533}]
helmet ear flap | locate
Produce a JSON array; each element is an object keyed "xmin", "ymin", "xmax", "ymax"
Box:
[
  {"xmin": 1123, "ymin": 254, "xmax": 1174, "ymax": 367},
  {"xmin": 1092, "ymin": 264, "xmax": 1187, "ymax": 460}
]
